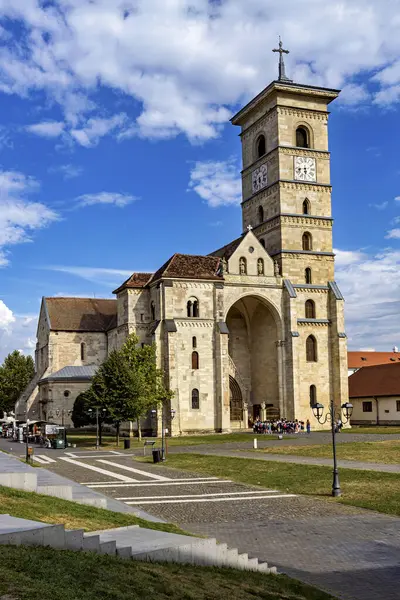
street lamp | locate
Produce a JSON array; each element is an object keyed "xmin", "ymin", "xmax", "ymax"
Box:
[
  {"xmin": 55, "ymin": 408, "xmax": 72, "ymax": 427},
  {"xmin": 151, "ymin": 405, "xmax": 176, "ymax": 461},
  {"xmin": 311, "ymin": 400, "xmax": 353, "ymax": 497},
  {"xmin": 88, "ymin": 407, "xmax": 106, "ymax": 449}
]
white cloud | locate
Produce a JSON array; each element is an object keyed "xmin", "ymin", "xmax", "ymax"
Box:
[
  {"xmin": 0, "ymin": 170, "xmax": 58, "ymax": 266},
  {"xmin": 41, "ymin": 265, "xmax": 136, "ymax": 287},
  {"xmin": 385, "ymin": 228, "xmax": 400, "ymax": 239},
  {"xmin": 49, "ymin": 164, "xmax": 83, "ymax": 179},
  {"xmin": 0, "ymin": 1, "xmax": 400, "ymax": 141},
  {"xmin": 0, "ymin": 302, "xmax": 37, "ymax": 363},
  {"xmin": 395, "ymin": 196, "xmax": 400, "ymax": 202},
  {"xmin": 369, "ymin": 201, "xmax": 388, "ymax": 210},
  {"xmin": 26, "ymin": 121, "xmax": 65, "ymax": 138},
  {"xmin": 188, "ymin": 159, "xmax": 242, "ymax": 207},
  {"xmin": 336, "ymin": 248, "xmax": 400, "ymax": 350},
  {"xmin": 75, "ymin": 192, "xmax": 137, "ymax": 208},
  {"xmin": 70, "ymin": 114, "xmax": 129, "ymax": 147}
]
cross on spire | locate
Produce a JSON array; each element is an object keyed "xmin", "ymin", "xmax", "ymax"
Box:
[{"xmin": 272, "ymin": 37, "xmax": 292, "ymax": 82}]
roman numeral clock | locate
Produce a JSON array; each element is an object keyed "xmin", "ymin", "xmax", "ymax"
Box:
[{"xmin": 294, "ymin": 156, "xmax": 316, "ymax": 182}]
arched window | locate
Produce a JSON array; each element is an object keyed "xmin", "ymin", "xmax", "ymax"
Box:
[
  {"xmin": 192, "ymin": 351, "xmax": 199, "ymax": 370},
  {"xmin": 260, "ymin": 238, "xmax": 265, "ymax": 248},
  {"xmin": 302, "ymin": 198, "xmax": 310, "ymax": 215},
  {"xmin": 191, "ymin": 388, "xmax": 200, "ymax": 409},
  {"xmin": 150, "ymin": 301, "xmax": 155, "ymax": 321},
  {"xmin": 296, "ymin": 126, "xmax": 309, "ymax": 148},
  {"xmin": 257, "ymin": 134, "xmax": 266, "ymax": 158},
  {"xmin": 187, "ymin": 298, "xmax": 199, "ymax": 318},
  {"xmin": 309, "ymin": 385, "xmax": 317, "ymax": 407},
  {"xmin": 302, "ymin": 232, "xmax": 312, "ymax": 251},
  {"xmin": 305, "ymin": 267, "xmax": 312, "ymax": 284},
  {"xmin": 306, "ymin": 335, "xmax": 317, "ymax": 362},
  {"xmin": 239, "ymin": 257, "xmax": 247, "ymax": 275},
  {"xmin": 305, "ymin": 299, "xmax": 316, "ymax": 319},
  {"xmin": 257, "ymin": 258, "xmax": 264, "ymax": 276},
  {"xmin": 80, "ymin": 342, "xmax": 86, "ymax": 361},
  {"xmin": 258, "ymin": 205, "xmax": 264, "ymax": 224},
  {"xmin": 192, "ymin": 336, "xmax": 197, "ymax": 349}
]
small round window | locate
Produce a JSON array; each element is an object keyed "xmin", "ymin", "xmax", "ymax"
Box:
[
  {"xmin": 64, "ymin": 390, "xmax": 70, "ymax": 398},
  {"xmin": 248, "ymin": 246, "xmax": 254, "ymax": 254}
]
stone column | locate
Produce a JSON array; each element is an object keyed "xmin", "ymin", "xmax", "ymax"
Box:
[
  {"xmin": 275, "ymin": 340, "xmax": 286, "ymax": 418},
  {"xmin": 243, "ymin": 402, "xmax": 249, "ymax": 429},
  {"xmin": 260, "ymin": 402, "xmax": 266, "ymax": 421}
]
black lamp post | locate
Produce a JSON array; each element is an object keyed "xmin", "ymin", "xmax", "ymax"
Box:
[
  {"xmin": 311, "ymin": 400, "xmax": 353, "ymax": 497},
  {"xmin": 151, "ymin": 405, "xmax": 176, "ymax": 461},
  {"xmin": 88, "ymin": 407, "xmax": 107, "ymax": 449},
  {"xmin": 55, "ymin": 408, "xmax": 72, "ymax": 427}
]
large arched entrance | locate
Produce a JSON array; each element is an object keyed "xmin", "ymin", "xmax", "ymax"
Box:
[
  {"xmin": 226, "ymin": 295, "xmax": 281, "ymax": 425},
  {"xmin": 229, "ymin": 376, "xmax": 243, "ymax": 422}
]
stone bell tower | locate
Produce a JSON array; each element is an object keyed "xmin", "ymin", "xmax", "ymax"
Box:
[{"xmin": 231, "ymin": 40, "xmax": 339, "ymax": 286}]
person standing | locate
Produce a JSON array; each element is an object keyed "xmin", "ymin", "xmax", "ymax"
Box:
[{"xmin": 306, "ymin": 419, "xmax": 311, "ymax": 434}]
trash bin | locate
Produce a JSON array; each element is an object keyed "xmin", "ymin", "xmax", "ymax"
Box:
[
  {"xmin": 152, "ymin": 448, "xmax": 161, "ymax": 463},
  {"xmin": 124, "ymin": 439, "xmax": 131, "ymax": 450}
]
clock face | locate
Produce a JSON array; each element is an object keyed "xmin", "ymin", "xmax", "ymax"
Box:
[
  {"xmin": 252, "ymin": 163, "xmax": 268, "ymax": 193},
  {"xmin": 294, "ymin": 156, "xmax": 316, "ymax": 182}
]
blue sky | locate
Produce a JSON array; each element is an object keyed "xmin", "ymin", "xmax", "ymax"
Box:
[{"xmin": 0, "ymin": 0, "xmax": 400, "ymax": 359}]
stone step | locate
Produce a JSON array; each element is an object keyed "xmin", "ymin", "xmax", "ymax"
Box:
[
  {"xmin": 237, "ymin": 552, "xmax": 249, "ymax": 570},
  {"xmin": 65, "ymin": 529, "xmax": 84, "ymax": 550},
  {"xmin": 117, "ymin": 545, "xmax": 132, "ymax": 559},
  {"xmin": 0, "ymin": 472, "xmax": 37, "ymax": 492},
  {"xmin": 82, "ymin": 534, "xmax": 100, "ymax": 552},
  {"xmin": 246, "ymin": 557, "xmax": 259, "ymax": 571},
  {"xmin": 224, "ymin": 547, "xmax": 239, "ymax": 568},
  {"xmin": 99, "ymin": 540, "xmax": 117, "ymax": 555},
  {"xmin": 37, "ymin": 485, "xmax": 73, "ymax": 500}
]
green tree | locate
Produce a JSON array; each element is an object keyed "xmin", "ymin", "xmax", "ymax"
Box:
[
  {"xmin": 86, "ymin": 334, "xmax": 172, "ymax": 445},
  {"xmin": 71, "ymin": 389, "xmax": 111, "ymax": 445},
  {"xmin": 0, "ymin": 351, "xmax": 35, "ymax": 415}
]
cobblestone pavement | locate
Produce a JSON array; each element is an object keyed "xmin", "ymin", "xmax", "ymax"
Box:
[{"xmin": 8, "ymin": 446, "xmax": 398, "ymax": 600}]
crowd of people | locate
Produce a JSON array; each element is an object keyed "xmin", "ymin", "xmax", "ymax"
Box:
[{"xmin": 252, "ymin": 418, "xmax": 311, "ymax": 435}]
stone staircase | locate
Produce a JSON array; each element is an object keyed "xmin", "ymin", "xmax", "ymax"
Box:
[{"xmin": 0, "ymin": 515, "xmax": 277, "ymax": 573}]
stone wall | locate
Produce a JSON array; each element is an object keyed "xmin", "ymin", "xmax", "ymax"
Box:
[{"xmin": 39, "ymin": 380, "xmax": 91, "ymax": 427}]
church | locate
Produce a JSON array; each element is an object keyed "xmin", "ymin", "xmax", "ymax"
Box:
[{"xmin": 16, "ymin": 45, "xmax": 349, "ymax": 434}]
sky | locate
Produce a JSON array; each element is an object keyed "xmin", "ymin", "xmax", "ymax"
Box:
[{"xmin": 0, "ymin": 0, "xmax": 400, "ymax": 361}]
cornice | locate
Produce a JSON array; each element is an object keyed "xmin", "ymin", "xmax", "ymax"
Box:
[
  {"xmin": 242, "ymin": 180, "xmax": 332, "ymax": 205},
  {"xmin": 297, "ymin": 318, "xmax": 331, "ymax": 326}
]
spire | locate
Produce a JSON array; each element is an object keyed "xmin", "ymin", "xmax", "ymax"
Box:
[{"xmin": 272, "ymin": 37, "xmax": 292, "ymax": 82}]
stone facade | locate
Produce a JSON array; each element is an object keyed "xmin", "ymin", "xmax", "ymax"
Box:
[{"xmin": 17, "ymin": 75, "xmax": 349, "ymax": 434}]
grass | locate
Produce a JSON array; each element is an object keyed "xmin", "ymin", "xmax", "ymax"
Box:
[
  {"xmin": 343, "ymin": 426, "xmax": 400, "ymax": 435},
  {"xmin": 253, "ymin": 440, "xmax": 400, "ymax": 464},
  {"xmin": 164, "ymin": 454, "xmax": 400, "ymax": 517},
  {"xmin": 0, "ymin": 485, "xmax": 188, "ymax": 535},
  {"xmin": 67, "ymin": 431, "xmax": 263, "ymax": 449},
  {"xmin": 0, "ymin": 545, "xmax": 335, "ymax": 600}
]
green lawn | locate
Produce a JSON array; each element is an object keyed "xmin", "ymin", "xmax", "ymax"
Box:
[
  {"xmin": 0, "ymin": 486, "xmax": 187, "ymax": 535},
  {"xmin": 0, "ymin": 545, "xmax": 335, "ymax": 600},
  {"xmin": 67, "ymin": 431, "xmax": 262, "ymax": 449},
  {"xmin": 343, "ymin": 426, "xmax": 400, "ymax": 434},
  {"xmin": 164, "ymin": 454, "xmax": 400, "ymax": 517},
  {"xmin": 254, "ymin": 440, "xmax": 400, "ymax": 464}
]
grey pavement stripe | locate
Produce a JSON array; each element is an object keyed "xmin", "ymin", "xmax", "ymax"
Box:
[
  {"xmin": 125, "ymin": 494, "xmax": 298, "ymax": 505},
  {"xmin": 62, "ymin": 454, "xmax": 129, "ymax": 459},
  {"xmin": 86, "ymin": 479, "xmax": 233, "ymax": 488},
  {"xmin": 96, "ymin": 459, "xmax": 170, "ymax": 481},
  {"xmin": 35, "ymin": 455, "xmax": 57, "ymax": 463},
  {"xmin": 59, "ymin": 457, "xmax": 138, "ymax": 482},
  {"xmin": 33, "ymin": 456, "xmax": 53, "ymax": 464},
  {"xmin": 116, "ymin": 490, "xmax": 281, "ymax": 500}
]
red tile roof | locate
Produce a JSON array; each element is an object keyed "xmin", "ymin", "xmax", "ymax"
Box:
[
  {"xmin": 349, "ymin": 362, "xmax": 400, "ymax": 398},
  {"xmin": 348, "ymin": 351, "xmax": 400, "ymax": 369},
  {"xmin": 45, "ymin": 298, "xmax": 117, "ymax": 332},
  {"xmin": 150, "ymin": 254, "xmax": 222, "ymax": 283},
  {"xmin": 112, "ymin": 272, "xmax": 153, "ymax": 294}
]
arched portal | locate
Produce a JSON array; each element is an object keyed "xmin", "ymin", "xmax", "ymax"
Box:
[
  {"xmin": 226, "ymin": 295, "xmax": 281, "ymax": 425},
  {"xmin": 229, "ymin": 376, "xmax": 243, "ymax": 422}
]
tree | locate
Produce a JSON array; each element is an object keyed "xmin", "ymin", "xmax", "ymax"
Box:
[
  {"xmin": 71, "ymin": 389, "xmax": 111, "ymax": 445},
  {"xmin": 84, "ymin": 334, "xmax": 172, "ymax": 445},
  {"xmin": 0, "ymin": 351, "xmax": 35, "ymax": 416}
]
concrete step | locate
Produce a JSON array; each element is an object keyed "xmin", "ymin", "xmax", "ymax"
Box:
[
  {"xmin": 224, "ymin": 547, "xmax": 239, "ymax": 568},
  {"xmin": 0, "ymin": 472, "xmax": 37, "ymax": 492},
  {"xmin": 246, "ymin": 557, "xmax": 259, "ymax": 571},
  {"xmin": 65, "ymin": 529, "xmax": 84, "ymax": 550},
  {"xmin": 82, "ymin": 534, "xmax": 100, "ymax": 553},
  {"xmin": 237, "ymin": 552, "xmax": 249, "ymax": 570},
  {"xmin": 117, "ymin": 546, "xmax": 132, "ymax": 559},
  {"xmin": 99, "ymin": 540, "xmax": 117, "ymax": 555},
  {"xmin": 37, "ymin": 485, "xmax": 73, "ymax": 500}
]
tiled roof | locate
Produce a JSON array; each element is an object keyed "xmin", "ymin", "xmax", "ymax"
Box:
[
  {"xmin": 113, "ymin": 272, "xmax": 153, "ymax": 294},
  {"xmin": 348, "ymin": 351, "xmax": 400, "ymax": 369},
  {"xmin": 40, "ymin": 365, "xmax": 98, "ymax": 383},
  {"xmin": 349, "ymin": 362, "xmax": 400, "ymax": 398},
  {"xmin": 209, "ymin": 236, "xmax": 243, "ymax": 260},
  {"xmin": 45, "ymin": 298, "xmax": 117, "ymax": 332},
  {"xmin": 150, "ymin": 253, "xmax": 222, "ymax": 283}
]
